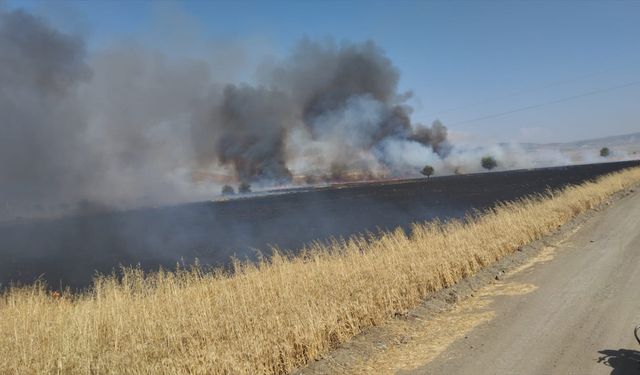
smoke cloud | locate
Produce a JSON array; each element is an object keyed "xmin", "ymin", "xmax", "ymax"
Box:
[
  {"xmin": 0, "ymin": 7, "xmax": 458, "ymax": 218},
  {"xmin": 0, "ymin": 9, "xmax": 93, "ymax": 208},
  {"xmin": 193, "ymin": 40, "xmax": 451, "ymax": 184},
  {"xmin": 193, "ymin": 84, "xmax": 295, "ymax": 184}
]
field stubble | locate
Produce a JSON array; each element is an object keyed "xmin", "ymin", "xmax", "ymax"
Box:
[{"xmin": 2, "ymin": 167, "xmax": 640, "ymax": 374}]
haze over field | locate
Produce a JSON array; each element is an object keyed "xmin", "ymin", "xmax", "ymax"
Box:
[
  {"xmin": 0, "ymin": 5, "xmax": 452, "ymax": 215},
  {"xmin": 1, "ymin": 1, "xmax": 638, "ymax": 218}
]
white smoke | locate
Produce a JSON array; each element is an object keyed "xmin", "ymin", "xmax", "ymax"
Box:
[{"xmin": 2, "ymin": 5, "xmax": 625, "ymax": 220}]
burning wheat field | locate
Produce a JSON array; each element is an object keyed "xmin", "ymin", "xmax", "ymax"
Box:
[
  {"xmin": 1, "ymin": 1, "xmax": 640, "ymax": 374},
  {"xmin": 1, "ymin": 160, "xmax": 639, "ymax": 289}
]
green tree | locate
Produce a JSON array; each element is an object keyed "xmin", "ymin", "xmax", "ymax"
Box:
[
  {"xmin": 420, "ymin": 165, "xmax": 434, "ymax": 178},
  {"xmin": 238, "ymin": 182, "xmax": 252, "ymax": 194},
  {"xmin": 600, "ymin": 147, "xmax": 610, "ymax": 157},
  {"xmin": 481, "ymin": 156, "xmax": 497, "ymax": 171},
  {"xmin": 221, "ymin": 185, "xmax": 235, "ymax": 195}
]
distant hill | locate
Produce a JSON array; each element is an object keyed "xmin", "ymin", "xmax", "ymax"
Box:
[
  {"xmin": 522, "ymin": 132, "xmax": 640, "ymax": 151},
  {"xmin": 513, "ymin": 131, "xmax": 640, "ymax": 168}
]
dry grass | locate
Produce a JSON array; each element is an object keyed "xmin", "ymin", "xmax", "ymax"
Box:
[{"xmin": 2, "ymin": 167, "xmax": 640, "ymax": 374}]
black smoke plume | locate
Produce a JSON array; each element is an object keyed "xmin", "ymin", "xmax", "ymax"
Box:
[
  {"xmin": 0, "ymin": 7, "xmax": 450, "ymax": 218},
  {"xmin": 193, "ymin": 39, "xmax": 450, "ymax": 184},
  {"xmin": 0, "ymin": 9, "xmax": 93, "ymax": 209},
  {"xmin": 193, "ymin": 85, "xmax": 295, "ymax": 184}
]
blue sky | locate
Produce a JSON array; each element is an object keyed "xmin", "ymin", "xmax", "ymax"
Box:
[{"xmin": 6, "ymin": 0, "xmax": 640, "ymax": 143}]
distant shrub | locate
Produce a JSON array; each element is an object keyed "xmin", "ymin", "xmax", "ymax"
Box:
[
  {"xmin": 238, "ymin": 182, "xmax": 252, "ymax": 194},
  {"xmin": 221, "ymin": 185, "xmax": 235, "ymax": 195},
  {"xmin": 420, "ymin": 165, "xmax": 434, "ymax": 178},
  {"xmin": 481, "ymin": 156, "xmax": 497, "ymax": 171},
  {"xmin": 600, "ymin": 147, "xmax": 610, "ymax": 157}
]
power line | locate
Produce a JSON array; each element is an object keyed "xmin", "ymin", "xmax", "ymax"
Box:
[
  {"xmin": 424, "ymin": 63, "xmax": 638, "ymax": 118},
  {"xmin": 449, "ymin": 79, "xmax": 640, "ymax": 127}
]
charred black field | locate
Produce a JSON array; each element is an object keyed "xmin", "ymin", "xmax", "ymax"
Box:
[{"xmin": 1, "ymin": 160, "xmax": 638, "ymax": 289}]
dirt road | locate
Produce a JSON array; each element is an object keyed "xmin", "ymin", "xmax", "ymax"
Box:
[{"xmin": 409, "ymin": 190, "xmax": 640, "ymax": 374}]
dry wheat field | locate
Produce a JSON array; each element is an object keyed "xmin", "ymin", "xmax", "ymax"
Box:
[{"xmin": 2, "ymin": 167, "xmax": 640, "ymax": 374}]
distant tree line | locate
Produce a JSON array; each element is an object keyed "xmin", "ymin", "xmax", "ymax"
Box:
[
  {"xmin": 481, "ymin": 156, "xmax": 497, "ymax": 170},
  {"xmin": 421, "ymin": 165, "xmax": 434, "ymax": 178},
  {"xmin": 419, "ymin": 155, "xmax": 499, "ymax": 179},
  {"xmin": 221, "ymin": 183, "xmax": 253, "ymax": 196}
]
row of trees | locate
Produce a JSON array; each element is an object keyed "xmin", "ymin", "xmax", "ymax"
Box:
[
  {"xmin": 221, "ymin": 183, "xmax": 251, "ymax": 196},
  {"xmin": 222, "ymin": 148, "xmax": 611, "ymax": 194},
  {"xmin": 419, "ymin": 147, "xmax": 612, "ymax": 180},
  {"xmin": 420, "ymin": 156, "xmax": 498, "ymax": 178}
]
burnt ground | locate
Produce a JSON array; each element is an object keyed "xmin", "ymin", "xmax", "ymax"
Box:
[{"xmin": 1, "ymin": 160, "xmax": 638, "ymax": 289}]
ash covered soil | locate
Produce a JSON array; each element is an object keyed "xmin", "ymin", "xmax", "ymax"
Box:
[{"xmin": 1, "ymin": 160, "xmax": 639, "ymax": 289}]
